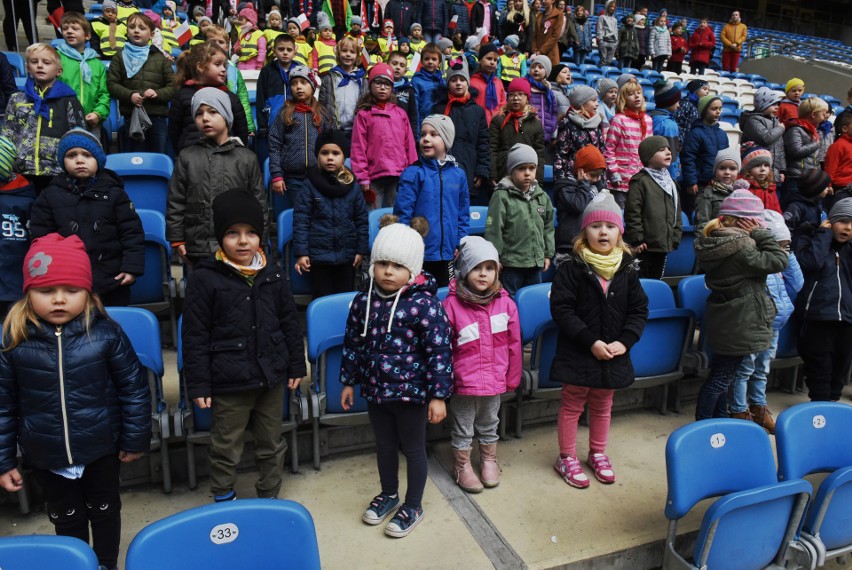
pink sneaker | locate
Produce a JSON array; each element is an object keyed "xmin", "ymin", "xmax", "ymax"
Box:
[
  {"xmin": 554, "ymin": 455, "xmax": 590, "ymax": 489},
  {"xmin": 587, "ymin": 452, "xmax": 616, "ymax": 484}
]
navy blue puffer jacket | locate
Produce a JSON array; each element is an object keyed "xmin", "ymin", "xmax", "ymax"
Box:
[{"xmin": 0, "ymin": 313, "xmax": 151, "ymax": 473}]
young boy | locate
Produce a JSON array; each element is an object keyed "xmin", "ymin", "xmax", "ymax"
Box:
[
  {"xmin": 30, "ymin": 128, "xmax": 144, "ymax": 306},
  {"xmin": 469, "ymin": 43, "xmax": 506, "ymax": 126},
  {"xmin": 0, "ymin": 136, "xmax": 36, "ymax": 316},
  {"xmin": 825, "ymin": 111, "xmax": 852, "ymax": 202},
  {"xmin": 485, "ymin": 143, "xmax": 554, "ymax": 296},
  {"xmin": 497, "ymin": 35, "xmax": 526, "ymax": 88},
  {"xmin": 388, "ymin": 50, "xmax": 419, "ymax": 140},
  {"xmin": 783, "ymin": 168, "xmax": 832, "ymax": 248},
  {"xmin": 167, "ymin": 88, "xmax": 267, "ymax": 267},
  {"xmin": 674, "ymin": 79, "xmax": 709, "ymax": 145},
  {"xmin": 741, "ymin": 86, "xmax": 787, "ymax": 184},
  {"xmin": 288, "ymin": 18, "xmax": 314, "ymax": 68},
  {"xmin": 624, "ymin": 136, "xmax": 683, "ymax": 279},
  {"xmin": 408, "ymin": 22, "xmax": 427, "ymax": 53},
  {"xmin": 783, "ymin": 97, "xmax": 829, "ymax": 198},
  {"xmin": 649, "ymin": 80, "xmax": 682, "ymax": 183},
  {"xmin": 56, "ymin": 13, "xmax": 111, "ymax": 143},
  {"xmin": 90, "ymin": 0, "xmax": 127, "ymax": 59},
  {"xmin": 694, "ymin": 148, "xmax": 741, "ymax": 233},
  {"xmin": 0, "ymin": 43, "xmax": 85, "ymax": 192},
  {"xmin": 345, "ymin": 15, "xmax": 365, "ymax": 51},
  {"xmin": 489, "ymin": 78, "xmax": 545, "ymax": 183},
  {"xmin": 795, "ymin": 198, "xmax": 852, "ymax": 402},
  {"xmin": 319, "ymin": 36, "xmax": 366, "ymax": 134},
  {"xmin": 256, "ymin": 34, "xmax": 299, "ymax": 138},
  {"xmin": 778, "ymin": 77, "xmax": 805, "ymax": 126},
  {"xmin": 411, "ymin": 43, "xmax": 445, "ymax": 131},
  {"xmin": 183, "ymin": 188, "xmax": 307, "ymax": 503},
  {"xmin": 681, "ymin": 95, "xmax": 729, "ymax": 199},
  {"xmin": 313, "ymin": 13, "xmax": 337, "ymax": 74},
  {"xmin": 554, "ymin": 144, "xmax": 607, "ymax": 253},
  {"xmin": 378, "ymin": 19, "xmax": 398, "ymax": 61}
]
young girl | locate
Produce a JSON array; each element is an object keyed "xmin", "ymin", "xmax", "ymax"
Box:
[
  {"xmin": 673, "ymin": 79, "xmax": 709, "ymax": 146},
  {"xmin": 318, "ymin": 36, "xmax": 367, "ymax": 138},
  {"xmin": 740, "ymin": 87, "xmax": 786, "ymax": 184},
  {"xmin": 293, "ymin": 130, "xmax": 369, "ymax": 298},
  {"xmin": 340, "ymin": 217, "xmax": 452, "ymax": 538},
  {"xmin": 0, "ymin": 233, "xmax": 151, "ymax": 570},
  {"xmin": 682, "ymin": 95, "xmax": 729, "ymax": 204},
  {"xmin": 395, "ymin": 114, "xmax": 470, "ymax": 286},
  {"xmin": 603, "ymin": 81, "xmax": 654, "ymax": 208},
  {"xmin": 554, "ymin": 86, "xmax": 604, "ymax": 179},
  {"xmin": 526, "ymin": 55, "xmax": 559, "ymax": 145},
  {"xmin": 489, "ymin": 78, "xmax": 545, "ymax": 184},
  {"xmin": 313, "ymin": 14, "xmax": 337, "ymax": 74},
  {"xmin": 778, "ymin": 78, "xmax": 805, "ymax": 125},
  {"xmin": 740, "ymin": 144, "xmax": 780, "ymax": 213},
  {"xmin": 168, "ymin": 43, "xmax": 250, "ymax": 154},
  {"xmin": 783, "ymin": 97, "xmax": 829, "ymax": 198},
  {"xmin": 550, "ymin": 191, "xmax": 649, "ymax": 488},
  {"xmin": 549, "ymin": 64, "xmax": 572, "ymax": 118},
  {"xmin": 106, "ymin": 12, "xmax": 176, "ymax": 154},
  {"xmin": 595, "ymin": 77, "xmax": 617, "ymax": 128},
  {"xmin": 442, "ymin": 236, "xmax": 522, "ymax": 492},
  {"xmin": 469, "ymin": 44, "xmax": 506, "ymax": 126},
  {"xmin": 183, "ymin": 189, "xmax": 306, "ymax": 502},
  {"xmin": 694, "ymin": 149, "xmax": 743, "ymax": 233},
  {"xmin": 268, "ymin": 67, "xmax": 332, "ymax": 208},
  {"xmin": 350, "ymin": 63, "xmax": 418, "ymax": 209},
  {"xmin": 235, "ymin": 6, "xmax": 266, "ymax": 71},
  {"xmin": 648, "ymin": 14, "xmax": 671, "ymax": 72}
]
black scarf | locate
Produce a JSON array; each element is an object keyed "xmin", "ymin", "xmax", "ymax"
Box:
[{"xmin": 307, "ymin": 166, "xmax": 353, "ymax": 198}]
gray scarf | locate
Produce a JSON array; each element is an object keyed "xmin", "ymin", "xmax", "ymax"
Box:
[{"xmin": 644, "ymin": 167, "xmax": 678, "ymax": 210}]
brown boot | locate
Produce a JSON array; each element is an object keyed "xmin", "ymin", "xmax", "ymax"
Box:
[
  {"xmin": 749, "ymin": 405, "xmax": 776, "ymax": 434},
  {"xmin": 452, "ymin": 449, "xmax": 483, "ymax": 493},
  {"xmin": 730, "ymin": 410, "xmax": 753, "ymax": 422},
  {"xmin": 479, "ymin": 443, "xmax": 501, "ymax": 488}
]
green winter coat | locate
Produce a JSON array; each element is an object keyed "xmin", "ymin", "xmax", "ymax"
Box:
[
  {"xmin": 694, "ymin": 227, "xmax": 787, "ymax": 356},
  {"xmin": 624, "ymin": 169, "xmax": 682, "ymax": 253},
  {"xmin": 107, "ymin": 46, "xmax": 176, "ymax": 117},
  {"xmin": 693, "ymin": 181, "xmax": 733, "ymax": 234},
  {"xmin": 59, "ymin": 53, "xmax": 111, "ymax": 122},
  {"xmin": 485, "ymin": 177, "xmax": 555, "ymax": 268}
]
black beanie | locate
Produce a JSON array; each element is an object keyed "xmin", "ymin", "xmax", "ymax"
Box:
[
  {"xmin": 314, "ymin": 129, "xmax": 350, "ymax": 158},
  {"xmin": 212, "ymin": 189, "xmax": 265, "ymax": 245},
  {"xmin": 549, "ymin": 63, "xmax": 568, "ymax": 83},
  {"xmin": 797, "ymin": 168, "xmax": 832, "ymax": 199}
]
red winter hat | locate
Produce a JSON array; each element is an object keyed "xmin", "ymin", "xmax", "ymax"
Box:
[
  {"xmin": 507, "ymin": 77, "xmax": 530, "ymax": 98},
  {"xmin": 23, "ymin": 234, "xmax": 92, "ymax": 292},
  {"xmin": 574, "ymin": 144, "xmax": 606, "ymax": 173},
  {"xmin": 368, "ymin": 63, "xmax": 394, "ymax": 84}
]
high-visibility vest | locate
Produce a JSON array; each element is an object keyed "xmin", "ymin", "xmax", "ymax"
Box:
[
  {"xmin": 188, "ymin": 24, "xmax": 205, "ymax": 46},
  {"xmin": 263, "ymin": 29, "xmax": 286, "ymax": 62},
  {"xmin": 160, "ymin": 26, "xmax": 180, "ymax": 54},
  {"xmin": 294, "ymin": 38, "xmax": 313, "ymax": 67},
  {"xmin": 499, "ymin": 52, "xmax": 525, "ymax": 82},
  {"xmin": 314, "ymin": 39, "xmax": 336, "ymax": 74},
  {"xmin": 91, "ymin": 20, "xmax": 127, "ymax": 57},
  {"xmin": 238, "ymin": 29, "xmax": 264, "ymax": 62},
  {"xmin": 409, "ymin": 38, "xmax": 426, "ymax": 53},
  {"xmin": 378, "ymin": 36, "xmax": 397, "ymax": 61},
  {"xmin": 116, "ymin": 3, "xmax": 138, "ymax": 23}
]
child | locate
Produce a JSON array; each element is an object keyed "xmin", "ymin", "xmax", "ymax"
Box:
[
  {"xmin": 346, "ymin": 16, "xmax": 366, "ymax": 51},
  {"xmin": 351, "ymin": 63, "xmax": 418, "ymax": 209},
  {"xmin": 395, "ymin": 114, "xmax": 470, "ymax": 286},
  {"xmin": 0, "ymin": 137, "xmax": 36, "ymax": 316},
  {"xmin": 595, "ymin": 77, "xmax": 617, "ymax": 127},
  {"xmin": 489, "ymin": 78, "xmax": 545, "ymax": 184},
  {"xmin": 603, "ymin": 81, "xmax": 654, "ymax": 208},
  {"xmin": 411, "ymin": 43, "xmax": 445, "ymax": 131},
  {"xmin": 469, "ymin": 43, "xmax": 506, "ymax": 126},
  {"xmin": 235, "ymin": 6, "xmax": 267, "ymax": 71},
  {"xmin": 0, "ymin": 233, "xmax": 151, "ymax": 570},
  {"xmin": 408, "ymin": 23, "xmax": 427, "ymax": 53},
  {"xmin": 740, "ymin": 144, "xmax": 780, "ymax": 213},
  {"xmin": 549, "ymin": 64, "xmax": 572, "ymax": 118},
  {"xmin": 554, "ymin": 144, "xmax": 607, "ymax": 252},
  {"xmin": 443, "ymin": 235, "xmax": 522, "ymax": 493},
  {"xmin": 56, "ymin": 13, "xmax": 111, "ymax": 140},
  {"xmin": 256, "ymin": 33, "xmax": 298, "ymax": 138},
  {"xmin": 397, "ymin": 38, "xmax": 415, "ymax": 78},
  {"xmin": 268, "ymin": 67, "xmax": 332, "ymax": 207},
  {"xmin": 681, "ymin": 95, "xmax": 728, "ymax": 206},
  {"xmin": 340, "ymin": 218, "xmax": 452, "ymax": 538},
  {"xmin": 313, "ymin": 13, "xmax": 337, "ymax": 74},
  {"xmin": 497, "ymin": 36, "xmax": 527, "ymax": 89},
  {"xmin": 624, "ymin": 136, "xmax": 683, "ymax": 279},
  {"xmin": 650, "ymin": 80, "xmax": 682, "ymax": 183},
  {"xmin": 740, "ymin": 86, "xmax": 787, "ymax": 184},
  {"xmin": 553, "ymin": 85, "xmax": 604, "ymax": 179},
  {"xmin": 667, "ymin": 21, "xmax": 687, "ymax": 74},
  {"xmin": 183, "ymin": 189, "xmax": 307, "ymax": 502},
  {"xmin": 419, "ymin": 0, "xmax": 448, "ymax": 45},
  {"xmin": 694, "ymin": 190, "xmax": 787, "ymax": 420},
  {"xmin": 206, "ymin": 28, "xmax": 256, "ymax": 139},
  {"xmin": 526, "ymin": 55, "xmax": 559, "ymax": 145},
  {"xmin": 388, "ymin": 50, "xmax": 419, "ymax": 140},
  {"xmin": 319, "ymin": 35, "xmax": 367, "ymax": 137},
  {"xmin": 485, "ymin": 143, "xmax": 554, "ymax": 296},
  {"xmin": 648, "ymin": 14, "xmax": 671, "ymax": 72},
  {"xmin": 782, "ymin": 168, "xmax": 832, "ymax": 248},
  {"xmin": 31, "ymin": 129, "xmax": 144, "ymax": 306},
  {"xmin": 783, "ymin": 97, "xmax": 829, "ymax": 198},
  {"xmin": 778, "ymin": 77, "xmax": 805, "ymax": 126},
  {"xmin": 90, "ymin": 0, "xmax": 127, "ymax": 59},
  {"xmin": 378, "ymin": 19, "xmax": 399, "ymax": 61},
  {"xmin": 167, "ymin": 88, "xmax": 267, "ymax": 267},
  {"xmin": 288, "ymin": 19, "xmax": 314, "ymax": 67},
  {"xmin": 294, "ymin": 130, "xmax": 369, "ymax": 298},
  {"xmin": 673, "ymin": 79, "xmax": 709, "ymax": 146},
  {"xmin": 687, "ymin": 18, "xmax": 715, "ymax": 75},
  {"xmin": 107, "ymin": 12, "xmax": 176, "ymax": 155},
  {"xmin": 550, "ymin": 191, "xmax": 649, "ymax": 488},
  {"xmin": 169, "ymin": 43, "xmax": 250, "ymax": 154},
  {"xmin": 263, "ymin": 10, "xmax": 286, "ymax": 54},
  {"xmin": 694, "ymin": 148, "xmax": 742, "ymax": 233},
  {"xmin": 633, "ymin": 13, "xmax": 649, "ymax": 69},
  {"xmin": 795, "ymin": 198, "xmax": 852, "ymax": 402},
  {"xmin": 824, "ymin": 111, "xmax": 852, "ymax": 199},
  {"xmin": 728, "ymin": 209, "xmax": 803, "ymax": 432},
  {"xmin": 616, "ymin": 14, "xmax": 639, "ymax": 70}
]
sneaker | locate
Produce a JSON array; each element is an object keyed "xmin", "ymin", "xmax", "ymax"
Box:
[
  {"xmin": 384, "ymin": 504, "xmax": 424, "ymax": 538},
  {"xmin": 554, "ymin": 455, "xmax": 589, "ymax": 489},
  {"xmin": 587, "ymin": 452, "xmax": 616, "ymax": 484},
  {"xmin": 213, "ymin": 490, "xmax": 236, "ymax": 502},
  {"xmin": 362, "ymin": 492, "xmax": 400, "ymax": 525}
]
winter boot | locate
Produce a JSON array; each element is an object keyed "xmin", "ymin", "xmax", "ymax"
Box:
[
  {"xmin": 452, "ymin": 449, "xmax": 483, "ymax": 493},
  {"xmin": 729, "ymin": 410, "xmax": 753, "ymax": 422},
  {"xmin": 749, "ymin": 404, "xmax": 776, "ymax": 434},
  {"xmin": 479, "ymin": 443, "xmax": 501, "ymax": 488}
]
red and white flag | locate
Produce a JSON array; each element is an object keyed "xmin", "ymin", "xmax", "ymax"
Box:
[
  {"xmin": 296, "ymin": 13, "xmax": 310, "ymax": 31},
  {"xmin": 175, "ymin": 20, "xmax": 193, "ymax": 45},
  {"xmin": 448, "ymin": 15, "xmax": 458, "ymax": 31}
]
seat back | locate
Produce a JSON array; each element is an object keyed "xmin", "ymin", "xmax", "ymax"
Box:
[
  {"xmin": 468, "ymin": 206, "xmax": 488, "ymax": 236},
  {"xmin": 514, "ymin": 283, "xmax": 552, "ymax": 344},
  {"xmin": 640, "ymin": 279, "xmax": 676, "ymax": 311},
  {"xmin": 776, "ymin": 402, "xmax": 852, "ymax": 480},
  {"xmin": 130, "ymin": 209, "xmax": 171, "ymax": 306},
  {"xmin": 2, "ymin": 51, "xmax": 26, "ymax": 77},
  {"xmin": 368, "ymin": 207, "xmax": 394, "ymax": 249},
  {"xmin": 276, "ymin": 209, "xmax": 311, "ymax": 296},
  {"xmin": 677, "ymin": 274, "xmax": 709, "ymax": 324},
  {"xmin": 631, "ymin": 309, "xmax": 692, "ymax": 378},
  {"xmin": 105, "ymin": 307, "xmax": 164, "ymax": 377},
  {"xmin": 125, "ymin": 499, "xmax": 320, "ymax": 570},
  {"xmin": 774, "ymin": 314, "xmax": 800, "ymax": 359},
  {"xmin": 0, "ymin": 535, "xmax": 99, "ymax": 569},
  {"xmin": 662, "ymin": 213, "xmax": 696, "ymax": 278},
  {"xmin": 105, "ymin": 153, "xmax": 172, "ymax": 215}
]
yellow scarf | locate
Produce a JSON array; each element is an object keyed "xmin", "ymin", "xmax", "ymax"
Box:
[
  {"xmin": 215, "ymin": 248, "xmax": 267, "ymax": 278},
  {"xmin": 580, "ymin": 247, "xmax": 622, "ymax": 281}
]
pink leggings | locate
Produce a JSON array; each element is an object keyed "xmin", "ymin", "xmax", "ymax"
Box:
[{"xmin": 557, "ymin": 385, "xmax": 615, "ymax": 458}]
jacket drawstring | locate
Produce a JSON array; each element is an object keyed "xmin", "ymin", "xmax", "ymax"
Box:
[
  {"xmin": 361, "ymin": 275, "xmax": 374, "ymax": 337},
  {"xmin": 387, "ymin": 287, "xmax": 404, "ymax": 331}
]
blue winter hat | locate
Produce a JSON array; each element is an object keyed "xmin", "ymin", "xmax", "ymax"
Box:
[{"xmin": 58, "ymin": 128, "xmax": 106, "ymax": 171}]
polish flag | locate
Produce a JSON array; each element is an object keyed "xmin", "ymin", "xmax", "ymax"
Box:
[
  {"xmin": 175, "ymin": 20, "xmax": 193, "ymax": 45},
  {"xmin": 296, "ymin": 13, "xmax": 310, "ymax": 31}
]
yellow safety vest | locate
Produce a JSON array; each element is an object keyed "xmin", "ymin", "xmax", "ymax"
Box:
[
  {"xmin": 91, "ymin": 20, "xmax": 127, "ymax": 57},
  {"xmin": 314, "ymin": 39, "xmax": 336, "ymax": 74},
  {"xmin": 294, "ymin": 38, "xmax": 313, "ymax": 67},
  {"xmin": 160, "ymin": 26, "xmax": 180, "ymax": 53},
  {"xmin": 263, "ymin": 29, "xmax": 286, "ymax": 62},
  {"xmin": 409, "ymin": 38, "xmax": 426, "ymax": 53},
  {"xmin": 116, "ymin": 4, "xmax": 139, "ymax": 23},
  {"xmin": 378, "ymin": 36, "xmax": 397, "ymax": 61},
  {"xmin": 238, "ymin": 29, "xmax": 264, "ymax": 62},
  {"xmin": 499, "ymin": 53, "xmax": 525, "ymax": 82}
]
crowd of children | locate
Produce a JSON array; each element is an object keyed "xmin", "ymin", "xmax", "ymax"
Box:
[{"xmin": 0, "ymin": 0, "xmax": 851, "ymax": 558}]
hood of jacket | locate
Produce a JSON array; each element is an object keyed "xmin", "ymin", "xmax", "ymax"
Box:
[{"xmin": 695, "ymin": 227, "xmax": 755, "ymax": 267}]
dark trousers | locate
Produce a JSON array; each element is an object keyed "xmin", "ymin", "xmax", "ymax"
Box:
[
  {"xmin": 799, "ymin": 320, "xmax": 852, "ymax": 401},
  {"xmin": 310, "ymin": 263, "xmax": 356, "ymax": 299},
  {"xmin": 501, "ymin": 266, "xmax": 542, "ymax": 297},
  {"xmin": 652, "ymin": 55, "xmax": 667, "ymax": 71},
  {"xmin": 638, "ymin": 251, "xmax": 667, "ymax": 279},
  {"xmin": 573, "ymin": 50, "xmax": 588, "ymax": 66},
  {"xmin": 31, "ymin": 454, "xmax": 122, "ymax": 569},
  {"xmin": 99, "ymin": 285, "xmax": 132, "ymax": 307},
  {"xmin": 3, "ymin": 0, "xmax": 34, "ymax": 50},
  {"xmin": 690, "ymin": 62, "xmax": 707, "ymax": 75},
  {"xmin": 666, "ymin": 60, "xmax": 683, "ymax": 74},
  {"xmin": 122, "ymin": 115, "xmax": 168, "ymax": 155},
  {"xmin": 423, "ymin": 260, "xmax": 453, "ymax": 287},
  {"xmin": 29, "ymin": 175, "xmax": 56, "ymax": 194},
  {"xmin": 368, "ymin": 401, "xmax": 428, "ymax": 509},
  {"xmin": 619, "ymin": 57, "xmax": 633, "ymax": 70},
  {"xmin": 695, "ymin": 354, "xmax": 745, "ymax": 420}
]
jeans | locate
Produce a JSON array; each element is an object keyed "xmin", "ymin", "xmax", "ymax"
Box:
[
  {"xmin": 371, "ymin": 175, "xmax": 399, "ymax": 208},
  {"xmin": 690, "ymin": 62, "xmax": 707, "ymax": 75},
  {"xmin": 423, "ymin": 32, "xmax": 443, "ymax": 43},
  {"xmin": 309, "ymin": 263, "xmax": 356, "ymax": 299},
  {"xmin": 123, "ymin": 114, "xmax": 168, "ymax": 155},
  {"xmin": 450, "ymin": 394, "xmax": 501, "ymax": 449},
  {"xmin": 729, "ymin": 334, "xmax": 778, "ymax": 413},
  {"xmin": 652, "ymin": 55, "xmax": 667, "ymax": 71},
  {"xmin": 695, "ymin": 354, "xmax": 746, "ymax": 420},
  {"xmin": 368, "ymin": 401, "xmax": 428, "ymax": 509},
  {"xmin": 573, "ymin": 49, "xmax": 588, "ymax": 66},
  {"xmin": 283, "ymin": 176, "xmax": 311, "ymax": 211},
  {"xmin": 500, "ymin": 266, "xmax": 542, "ymax": 297},
  {"xmin": 557, "ymin": 385, "xmax": 614, "ymax": 457}
]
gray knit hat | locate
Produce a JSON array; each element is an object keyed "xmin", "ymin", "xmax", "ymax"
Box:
[
  {"xmin": 103, "ymin": 0, "xmax": 118, "ymax": 10},
  {"xmin": 714, "ymin": 147, "xmax": 741, "ymax": 172},
  {"xmin": 754, "ymin": 86, "xmax": 784, "ymax": 112},
  {"xmin": 191, "ymin": 87, "xmax": 233, "ymax": 129},
  {"xmin": 317, "ymin": 11, "xmax": 332, "ymax": 31},
  {"xmin": 569, "ymin": 85, "xmax": 597, "ymax": 108},
  {"xmin": 350, "ymin": 15, "xmax": 362, "ymax": 26},
  {"xmin": 596, "ymin": 77, "xmax": 617, "ymax": 99},
  {"xmin": 638, "ymin": 136, "xmax": 670, "ymax": 166},
  {"xmin": 503, "ymin": 35, "xmax": 520, "ymax": 48},
  {"xmin": 455, "ymin": 236, "xmax": 500, "ymax": 279},
  {"xmin": 422, "ymin": 114, "xmax": 456, "ymax": 149},
  {"xmin": 763, "ymin": 209, "xmax": 791, "ymax": 243},
  {"xmin": 506, "ymin": 143, "xmax": 538, "ymax": 173},
  {"xmin": 445, "ymin": 55, "xmax": 469, "ymax": 83},
  {"xmin": 437, "ymin": 37, "xmax": 454, "ymax": 51},
  {"xmin": 829, "ymin": 198, "xmax": 852, "ymax": 223},
  {"xmin": 529, "ymin": 54, "xmax": 552, "ymax": 78},
  {"xmin": 616, "ymin": 73, "xmax": 637, "ymax": 90}
]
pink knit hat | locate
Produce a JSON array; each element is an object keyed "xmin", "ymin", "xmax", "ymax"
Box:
[
  {"xmin": 507, "ymin": 77, "xmax": 531, "ymax": 98},
  {"xmin": 368, "ymin": 63, "xmax": 394, "ymax": 84},
  {"xmin": 581, "ymin": 190, "xmax": 624, "ymax": 233},
  {"xmin": 23, "ymin": 234, "xmax": 92, "ymax": 293},
  {"xmin": 718, "ymin": 189, "xmax": 765, "ymax": 220},
  {"xmin": 239, "ymin": 6, "xmax": 258, "ymax": 26}
]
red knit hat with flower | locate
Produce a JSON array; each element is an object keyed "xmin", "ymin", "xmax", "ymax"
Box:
[{"xmin": 23, "ymin": 234, "xmax": 93, "ymax": 292}]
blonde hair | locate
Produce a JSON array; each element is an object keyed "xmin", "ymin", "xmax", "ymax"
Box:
[
  {"xmin": 616, "ymin": 81, "xmax": 645, "ymax": 113},
  {"xmin": 572, "ymin": 229, "xmax": 632, "ymax": 256},
  {"xmin": 25, "ymin": 43, "xmax": 61, "ymax": 66},
  {"xmin": 798, "ymin": 97, "xmax": 828, "ymax": 118},
  {"xmin": 2, "ymin": 291, "xmax": 105, "ymax": 351},
  {"xmin": 336, "ymin": 35, "xmax": 359, "ymax": 62},
  {"xmin": 701, "ymin": 215, "xmax": 737, "ymax": 237},
  {"xmin": 205, "ymin": 25, "xmax": 229, "ymax": 41}
]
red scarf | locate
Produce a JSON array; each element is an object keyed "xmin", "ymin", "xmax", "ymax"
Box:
[
  {"xmin": 295, "ymin": 102, "xmax": 321, "ymax": 126},
  {"xmin": 300, "ymin": 0, "xmax": 313, "ymax": 17},
  {"xmin": 791, "ymin": 118, "xmax": 818, "ymax": 142},
  {"xmin": 622, "ymin": 109, "xmax": 647, "ymax": 138},
  {"xmin": 443, "ymin": 93, "xmax": 470, "ymax": 115},
  {"xmin": 502, "ymin": 109, "xmax": 530, "ymax": 132},
  {"xmin": 375, "ymin": 102, "xmax": 386, "ymax": 110}
]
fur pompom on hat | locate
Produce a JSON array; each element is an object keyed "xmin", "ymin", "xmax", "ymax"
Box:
[
  {"xmin": 23, "ymin": 233, "xmax": 92, "ymax": 292},
  {"xmin": 581, "ymin": 190, "xmax": 623, "ymax": 233}
]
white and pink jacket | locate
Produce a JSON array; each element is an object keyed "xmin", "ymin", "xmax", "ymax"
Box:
[
  {"xmin": 603, "ymin": 111, "xmax": 654, "ymax": 192},
  {"xmin": 442, "ymin": 281, "xmax": 523, "ymax": 396}
]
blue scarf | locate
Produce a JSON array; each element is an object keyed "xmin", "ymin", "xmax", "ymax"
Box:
[
  {"xmin": 23, "ymin": 78, "xmax": 77, "ymax": 119},
  {"xmin": 478, "ymin": 71, "xmax": 499, "ymax": 111},
  {"xmin": 526, "ymin": 75, "xmax": 554, "ymax": 111},
  {"xmin": 419, "ymin": 68, "xmax": 445, "ymax": 86},
  {"xmin": 53, "ymin": 40, "xmax": 100, "ymax": 84},
  {"xmin": 394, "ymin": 78, "xmax": 410, "ymax": 90},
  {"xmin": 122, "ymin": 42, "xmax": 151, "ymax": 79},
  {"xmin": 332, "ymin": 66, "xmax": 365, "ymax": 88},
  {"xmin": 276, "ymin": 62, "xmax": 292, "ymax": 99}
]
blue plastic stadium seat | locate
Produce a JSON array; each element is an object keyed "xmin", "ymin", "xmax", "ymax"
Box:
[
  {"xmin": 513, "ymin": 283, "xmax": 555, "ymax": 435},
  {"xmin": 2, "ymin": 51, "xmax": 26, "ymax": 77},
  {"xmin": 368, "ymin": 207, "xmax": 393, "ymax": 249},
  {"xmin": 662, "ymin": 212, "xmax": 696, "ymax": 281},
  {"xmin": 277, "ymin": 209, "xmax": 312, "ymax": 297},
  {"xmin": 0, "ymin": 536, "xmax": 99, "ymax": 569},
  {"xmin": 468, "ymin": 206, "xmax": 488, "ymax": 236},
  {"xmin": 104, "ymin": 153, "xmax": 172, "ymax": 215}
]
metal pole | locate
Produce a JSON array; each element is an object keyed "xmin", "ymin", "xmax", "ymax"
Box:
[{"xmin": 29, "ymin": 0, "xmax": 39, "ymax": 45}]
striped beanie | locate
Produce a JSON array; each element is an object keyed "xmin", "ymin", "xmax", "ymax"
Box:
[
  {"xmin": 653, "ymin": 80, "xmax": 681, "ymax": 108},
  {"xmin": 0, "ymin": 135, "xmax": 15, "ymax": 181},
  {"xmin": 718, "ymin": 189, "xmax": 765, "ymax": 220},
  {"xmin": 581, "ymin": 190, "xmax": 623, "ymax": 233},
  {"xmin": 740, "ymin": 142, "xmax": 772, "ymax": 172}
]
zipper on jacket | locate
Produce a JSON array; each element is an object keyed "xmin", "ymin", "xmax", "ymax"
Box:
[
  {"xmin": 35, "ymin": 112, "xmax": 42, "ymax": 175},
  {"xmin": 55, "ymin": 326, "xmax": 74, "ymax": 465},
  {"xmin": 304, "ymin": 115, "xmax": 309, "ymax": 170},
  {"xmin": 438, "ymin": 165, "xmax": 445, "ymax": 256},
  {"xmin": 804, "ymin": 280, "xmax": 819, "ymax": 313},
  {"xmin": 836, "ymin": 252, "xmax": 842, "ymax": 321}
]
